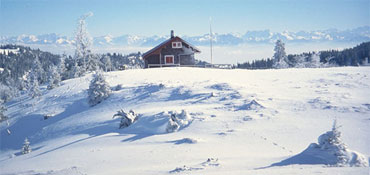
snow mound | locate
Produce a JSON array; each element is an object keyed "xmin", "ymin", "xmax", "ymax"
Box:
[
  {"xmin": 169, "ymin": 138, "xmax": 198, "ymax": 144},
  {"xmin": 244, "ymin": 99, "xmax": 265, "ymax": 110},
  {"xmin": 169, "ymin": 158, "xmax": 220, "ymax": 173},
  {"xmin": 201, "ymin": 158, "xmax": 220, "ymax": 167},
  {"xmin": 271, "ymin": 121, "xmax": 369, "ymax": 167},
  {"xmin": 169, "ymin": 165, "xmax": 203, "ymax": 173},
  {"xmin": 5, "ymin": 167, "xmax": 86, "ymax": 175}
]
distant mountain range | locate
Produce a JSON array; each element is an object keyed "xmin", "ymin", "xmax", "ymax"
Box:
[{"xmin": 1, "ymin": 26, "xmax": 369, "ymax": 47}]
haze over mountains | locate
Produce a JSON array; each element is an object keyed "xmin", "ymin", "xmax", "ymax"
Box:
[{"xmin": 1, "ymin": 26, "xmax": 369, "ymax": 47}]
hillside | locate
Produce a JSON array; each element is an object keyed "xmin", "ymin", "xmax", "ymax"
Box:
[{"xmin": 0, "ymin": 67, "xmax": 369, "ymax": 175}]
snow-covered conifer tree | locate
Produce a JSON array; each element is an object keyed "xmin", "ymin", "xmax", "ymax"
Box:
[
  {"xmin": 32, "ymin": 56, "xmax": 44, "ymax": 82},
  {"xmin": 59, "ymin": 54, "xmax": 68, "ymax": 80},
  {"xmin": 102, "ymin": 55, "xmax": 112, "ymax": 72},
  {"xmin": 74, "ymin": 12, "xmax": 94, "ymax": 75},
  {"xmin": 27, "ymin": 66, "xmax": 41, "ymax": 98},
  {"xmin": 86, "ymin": 53, "xmax": 100, "ymax": 72},
  {"xmin": 70, "ymin": 60, "xmax": 82, "ymax": 78},
  {"xmin": 88, "ymin": 72, "xmax": 111, "ymax": 106},
  {"xmin": 303, "ymin": 53, "xmax": 322, "ymax": 68},
  {"xmin": 0, "ymin": 100, "xmax": 7, "ymax": 123},
  {"xmin": 47, "ymin": 66, "xmax": 61, "ymax": 90},
  {"xmin": 22, "ymin": 138, "xmax": 32, "ymax": 154},
  {"xmin": 273, "ymin": 40, "xmax": 289, "ymax": 69},
  {"xmin": 0, "ymin": 83, "xmax": 16, "ymax": 102},
  {"xmin": 318, "ymin": 119, "xmax": 348, "ymax": 166}
]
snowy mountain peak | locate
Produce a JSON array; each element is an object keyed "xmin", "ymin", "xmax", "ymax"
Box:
[{"xmin": 1, "ymin": 27, "xmax": 370, "ymax": 47}]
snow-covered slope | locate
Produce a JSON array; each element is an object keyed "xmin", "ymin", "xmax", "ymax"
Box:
[{"xmin": 1, "ymin": 67, "xmax": 369, "ymax": 175}]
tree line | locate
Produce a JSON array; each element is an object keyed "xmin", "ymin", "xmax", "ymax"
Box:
[{"xmin": 237, "ymin": 41, "xmax": 370, "ymax": 69}]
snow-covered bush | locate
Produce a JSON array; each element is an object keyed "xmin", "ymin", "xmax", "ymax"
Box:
[
  {"xmin": 311, "ymin": 120, "xmax": 368, "ymax": 167},
  {"xmin": 274, "ymin": 119, "xmax": 369, "ymax": 167},
  {"xmin": 166, "ymin": 110, "xmax": 192, "ymax": 133},
  {"xmin": 22, "ymin": 138, "xmax": 31, "ymax": 154},
  {"xmin": 113, "ymin": 109, "xmax": 138, "ymax": 129},
  {"xmin": 88, "ymin": 72, "xmax": 111, "ymax": 106},
  {"xmin": 166, "ymin": 114, "xmax": 180, "ymax": 133}
]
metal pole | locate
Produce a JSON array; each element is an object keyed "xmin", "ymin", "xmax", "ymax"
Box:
[{"xmin": 210, "ymin": 17, "xmax": 213, "ymax": 68}]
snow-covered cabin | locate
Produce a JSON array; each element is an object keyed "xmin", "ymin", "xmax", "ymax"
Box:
[{"xmin": 142, "ymin": 30, "xmax": 201, "ymax": 68}]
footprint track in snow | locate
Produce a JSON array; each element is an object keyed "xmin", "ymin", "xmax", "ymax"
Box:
[{"xmin": 254, "ymin": 132, "xmax": 293, "ymax": 153}]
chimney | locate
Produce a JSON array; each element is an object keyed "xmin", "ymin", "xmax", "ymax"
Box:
[{"xmin": 171, "ymin": 30, "xmax": 174, "ymax": 38}]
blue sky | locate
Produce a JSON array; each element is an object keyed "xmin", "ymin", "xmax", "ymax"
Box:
[{"xmin": 1, "ymin": 0, "xmax": 369, "ymax": 37}]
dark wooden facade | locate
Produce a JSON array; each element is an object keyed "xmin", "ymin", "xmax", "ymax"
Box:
[{"xmin": 142, "ymin": 31, "xmax": 201, "ymax": 68}]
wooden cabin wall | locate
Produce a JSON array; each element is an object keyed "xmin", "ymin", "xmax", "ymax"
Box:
[{"xmin": 160, "ymin": 43, "xmax": 195, "ymax": 65}]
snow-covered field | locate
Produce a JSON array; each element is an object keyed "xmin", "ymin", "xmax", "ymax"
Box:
[{"xmin": 1, "ymin": 67, "xmax": 370, "ymax": 175}]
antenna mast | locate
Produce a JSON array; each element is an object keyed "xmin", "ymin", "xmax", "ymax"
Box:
[{"xmin": 209, "ymin": 17, "xmax": 213, "ymax": 67}]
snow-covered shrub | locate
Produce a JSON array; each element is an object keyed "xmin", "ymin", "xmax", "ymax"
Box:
[
  {"xmin": 22, "ymin": 138, "xmax": 31, "ymax": 154},
  {"xmin": 274, "ymin": 119, "xmax": 369, "ymax": 167},
  {"xmin": 166, "ymin": 114, "xmax": 180, "ymax": 133},
  {"xmin": 88, "ymin": 72, "xmax": 111, "ymax": 106},
  {"xmin": 313, "ymin": 120, "xmax": 368, "ymax": 167},
  {"xmin": 166, "ymin": 110, "xmax": 192, "ymax": 133},
  {"xmin": 113, "ymin": 109, "xmax": 138, "ymax": 129}
]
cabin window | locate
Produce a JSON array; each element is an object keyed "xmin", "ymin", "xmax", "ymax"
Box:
[
  {"xmin": 165, "ymin": 55, "xmax": 174, "ymax": 64},
  {"xmin": 172, "ymin": 42, "xmax": 182, "ymax": 48}
]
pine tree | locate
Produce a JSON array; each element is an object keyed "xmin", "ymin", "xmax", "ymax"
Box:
[
  {"xmin": 0, "ymin": 100, "xmax": 7, "ymax": 123},
  {"xmin": 70, "ymin": 60, "xmax": 82, "ymax": 78},
  {"xmin": 88, "ymin": 72, "xmax": 111, "ymax": 106},
  {"xmin": 318, "ymin": 119, "xmax": 349, "ymax": 166},
  {"xmin": 59, "ymin": 54, "xmax": 68, "ymax": 80},
  {"xmin": 101, "ymin": 55, "xmax": 112, "ymax": 72},
  {"xmin": 22, "ymin": 138, "xmax": 32, "ymax": 154},
  {"xmin": 27, "ymin": 68, "xmax": 41, "ymax": 98},
  {"xmin": 74, "ymin": 12, "xmax": 93, "ymax": 75},
  {"xmin": 85, "ymin": 52, "xmax": 100, "ymax": 72},
  {"xmin": 32, "ymin": 55, "xmax": 44, "ymax": 83},
  {"xmin": 273, "ymin": 39, "xmax": 289, "ymax": 69},
  {"xmin": 47, "ymin": 65, "xmax": 61, "ymax": 90}
]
